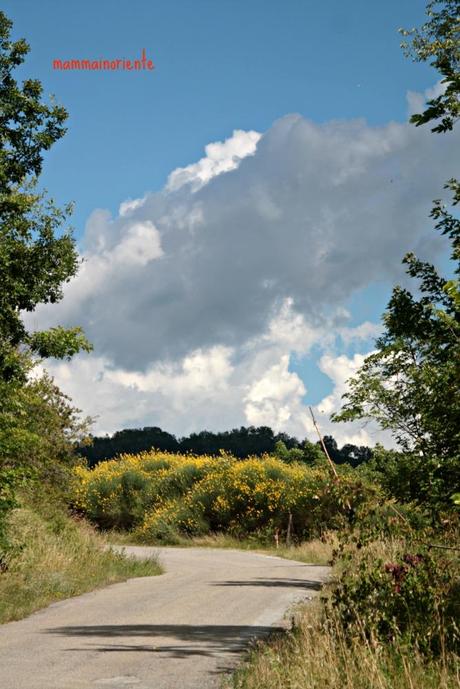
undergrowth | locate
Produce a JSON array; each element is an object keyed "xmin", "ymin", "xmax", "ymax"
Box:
[
  {"xmin": 226, "ymin": 513, "xmax": 460, "ymax": 689},
  {"xmin": 0, "ymin": 499, "xmax": 162, "ymax": 623},
  {"xmin": 226, "ymin": 600, "xmax": 460, "ymax": 689}
]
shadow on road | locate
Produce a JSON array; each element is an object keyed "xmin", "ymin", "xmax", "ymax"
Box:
[
  {"xmin": 45, "ymin": 624, "xmax": 284, "ymax": 659},
  {"xmin": 211, "ymin": 578, "xmax": 322, "ymax": 590}
]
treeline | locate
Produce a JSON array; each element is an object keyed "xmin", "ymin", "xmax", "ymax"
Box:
[{"xmin": 77, "ymin": 425, "xmax": 373, "ymax": 468}]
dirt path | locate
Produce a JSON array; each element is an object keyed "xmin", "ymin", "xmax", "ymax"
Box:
[{"xmin": 0, "ymin": 546, "xmax": 330, "ymax": 689}]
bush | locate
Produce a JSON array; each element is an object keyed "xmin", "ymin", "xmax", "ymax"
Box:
[
  {"xmin": 74, "ymin": 450, "xmax": 378, "ymax": 540},
  {"xmin": 139, "ymin": 501, "xmax": 210, "ymax": 544},
  {"xmin": 0, "ymin": 469, "xmax": 17, "ymax": 561},
  {"xmin": 0, "ymin": 467, "xmax": 30, "ymax": 564},
  {"xmin": 0, "ymin": 372, "xmax": 91, "ymax": 488},
  {"xmin": 228, "ymin": 598, "xmax": 460, "ymax": 689},
  {"xmin": 358, "ymin": 445, "xmax": 460, "ymax": 514},
  {"xmin": 328, "ymin": 541, "xmax": 459, "ymax": 655}
]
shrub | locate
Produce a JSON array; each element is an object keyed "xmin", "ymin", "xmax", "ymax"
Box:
[
  {"xmin": 228, "ymin": 598, "xmax": 460, "ymax": 689},
  {"xmin": 328, "ymin": 541, "xmax": 459, "ymax": 655},
  {"xmin": 139, "ymin": 500, "xmax": 210, "ymax": 544},
  {"xmin": 74, "ymin": 450, "xmax": 378, "ymax": 540},
  {"xmin": 0, "ymin": 469, "xmax": 18, "ymax": 561},
  {"xmin": 359, "ymin": 446, "xmax": 460, "ymax": 513},
  {"xmin": 0, "ymin": 467, "xmax": 30, "ymax": 564}
]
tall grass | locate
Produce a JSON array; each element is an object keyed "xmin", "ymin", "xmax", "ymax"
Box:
[
  {"xmin": 0, "ymin": 506, "xmax": 162, "ymax": 623},
  {"xmin": 271, "ymin": 534, "xmax": 336, "ymax": 566},
  {"xmin": 226, "ymin": 529, "xmax": 459, "ymax": 689},
  {"xmin": 227, "ymin": 601, "xmax": 460, "ymax": 689}
]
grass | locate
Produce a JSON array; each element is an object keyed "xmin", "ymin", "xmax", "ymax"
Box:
[
  {"xmin": 109, "ymin": 530, "xmax": 334, "ymax": 566},
  {"xmin": 224, "ymin": 534, "xmax": 460, "ymax": 689},
  {"xmin": 225, "ymin": 600, "xmax": 460, "ymax": 689},
  {"xmin": 267, "ymin": 537, "xmax": 335, "ymax": 566},
  {"xmin": 0, "ymin": 506, "xmax": 162, "ymax": 624}
]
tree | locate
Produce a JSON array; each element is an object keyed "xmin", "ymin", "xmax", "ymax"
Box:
[
  {"xmin": 300, "ymin": 438, "xmax": 325, "ymax": 465},
  {"xmin": 321, "ymin": 436, "xmax": 341, "ymax": 463},
  {"xmin": 332, "ymin": 184, "xmax": 459, "ymax": 458},
  {"xmin": 400, "ymin": 0, "xmax": 460, "ymax": 133},
  {"xmin": 0, "ymin": 13, "xmax": 93, "ymax": 552},
  {"xmin": 333, "ymin": 1, "xmax": 460, "ymax": 480},
  {"xmin": 0, "ymin": 364, "xmax": 92, "ymax": 483},
  {"xmin": 0, "ymin": 11, "xmax": 91, "ymax": 384},
  {"xmin": 274, "ymin": 440, "xmax": 304, "ymax": 464}
]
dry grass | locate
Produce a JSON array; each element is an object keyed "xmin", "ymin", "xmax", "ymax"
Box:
[
  {"xmin": 272, "ymin": 535, "xmax": 335, "ymax": 565},
  {"xmin": 189, "ymin": 532, "xmax": 335, "ymax": 566},
  {"xmin": 225, "ymin": 601, "xmax": 460, "ymax": 689},
  {"xmin": 109, "ymin": 530, "xmax": 334, "ymax": 565},
  {"xmin": 0, "ymin": 507, "xmax": 162, "ymax": 623}
]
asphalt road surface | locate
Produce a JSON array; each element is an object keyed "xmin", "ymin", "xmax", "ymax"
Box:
[{"xmin": 0, "ymin": 546, "xmax": 330, "ymax": 689}]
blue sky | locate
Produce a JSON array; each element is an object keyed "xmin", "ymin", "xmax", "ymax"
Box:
[
  {"xmin": 5, "ymin": 0, "xmax": 433, "ymax": 233},
  {"xmin": 8, "ymin": 1, "xmax": 455, "ymax": 441}
]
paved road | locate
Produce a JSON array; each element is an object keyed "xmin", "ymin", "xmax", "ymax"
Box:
[{"xmin": 0, "ymin": 546, "xmax": 330, "ymax": 689}]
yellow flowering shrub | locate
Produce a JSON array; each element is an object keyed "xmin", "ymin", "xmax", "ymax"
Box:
[{"xmin": 73, "ymin": 451, "xmax": 377, "ymax": 540}]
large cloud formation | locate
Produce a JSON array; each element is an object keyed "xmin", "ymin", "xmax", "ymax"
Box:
[{"xmin": 31, "ymin": 108, "xmax": 458, "ymax": 441}]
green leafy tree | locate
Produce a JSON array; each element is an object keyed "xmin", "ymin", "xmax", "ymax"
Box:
[
  {"xmin": 332, "ymin": 219, "xmax": 459, "ymax": 458},
  {"xmin": 333, "ymin": 2, "xmax": 460, "ymax": 495},
  {"xmin": 358, "ymin": 444, "xmax": 459, "ymax": 508},
  {"xmin": 301, "ymin": 439, "xmax": 326, "ymax": 466},
  {"xmin": 274, "ymin": 440, "xmax": 304, "ymax": 464},
  {"xmin": 400, "ymin": 0, "xmax": 460, "ymax": 133},
  {"xmin": 0, "ymin": 361, "xmax": 92, "ymax": 481},
  {"xmin": 0, "ymin": 11, "xmax": 91, "ymax": 384},
  {"xmin": 0, "ymin": 12, "xmax": 93, "ymax": 552}
]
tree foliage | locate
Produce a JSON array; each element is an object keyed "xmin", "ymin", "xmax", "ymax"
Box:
[
  {"xmin": 0, "ymin": 359, "xmax": 92, "ymax": 484},
  {"xmin": 334, "ymin": 1, "xmax": 460, "ymax": 505},
  {"xmin": 0, "ymin": 12, "xmax": 93, "ymax": 552},
  {"xmin": 400, "ymin": 0, "xmax": 460, "ymax": 132},
  {"xmin": 332, "ymin": 222, "xmax": 460, "ymax": 458},
  {"xmin": 359, "ymin": 444, "xmax": 460, "ymax": 508},
  {"xmin": 0, "ymin": 11, "xmax": 91, "ymax": 383},
  {"xmin": 78, "ymin": 423, "xmax": 373, "ymax": 468}
]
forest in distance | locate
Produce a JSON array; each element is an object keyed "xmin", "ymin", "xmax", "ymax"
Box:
[{"xmin": 78, "ymin": 424, "xmax": 373, "ymax": 467}]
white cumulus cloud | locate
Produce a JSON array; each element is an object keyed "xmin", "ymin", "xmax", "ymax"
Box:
[
  {"xmin": 27, "ymin": 99, "xmax": 456, "ymax": 444},
  {"xmin": 166, "ymin": 129, "xmax": 261, "ymax": 192}
]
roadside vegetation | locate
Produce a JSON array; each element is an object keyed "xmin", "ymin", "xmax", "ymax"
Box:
[
  {"xmin": 0, "ymin": 489, "xmax": 161, "ymax": 624},
  {"xmin": 109, "ymin": 529, "xmax": 335, "ymax": 566},
  {"xmin": 181, "ymin": 533, "xmax": 335, "ymax": 565},
  {"xmin": 227, "ymin": 600, "xmax": 459, "ymax": 689},
  {"xmin": 0, "ymin": 2, "xmax": 458, "ymax": 688},
  {"xmin": 226, "ymin": 515, "xmax": 459, "ymax": 689},
  {"xmin": 72, "ymin": 451, "xmax": 376, "ymax": 544},
  {"xmin": 228, "ymin": 2, "xmax": 460, "ymax": 686},
  {"xmin": 0, "ymin": 10, "xmax": 162, "ymax": 623}
]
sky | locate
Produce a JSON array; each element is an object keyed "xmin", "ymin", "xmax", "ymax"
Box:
[{"xmin": 5, "ymin": 0, "xmax": 458, "ymax": 444}]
